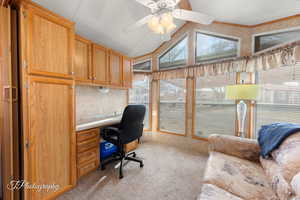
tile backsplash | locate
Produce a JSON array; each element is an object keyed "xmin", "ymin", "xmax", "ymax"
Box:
[{"xmin": 76, "ymin": 85, "xmax": 127, "ymax": 124}]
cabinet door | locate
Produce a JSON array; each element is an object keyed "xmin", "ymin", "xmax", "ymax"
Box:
[
  {"xmin": 74, "ymin": 35, "xmax": 92, "ymax": 83},
  {"xmin": 25, "ymin": 76, "xmax": 76, "ymax": 200},
  {"xmin": 24, "ymin": 2, "xmax": 74, "ymax": 79},
  {"xmin": 109, "ymin": 50, "xmax": 123, "ymax": 87},
  {"xmin": 123, "ymin": 56, "xmax": 133, "ymax": 88},
  {"xmin": 92, "ymin": 44, "xmax": 109, "ymax": 85}
]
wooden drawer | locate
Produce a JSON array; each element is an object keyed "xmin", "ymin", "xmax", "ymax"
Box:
[
  {"xmin": 77, "ymin": 147, "xmax": 99, "ymax": 166},
  {"xmin": 77, "ymin": 128, "xmax": 99, "ymax": 142},
  {"xmin": 78, "ymin": 160, "xmax": 98, "ymax": 177},
  {"xmin": 125, "ymin": 140, "xmax": 138, "ymax": 153},
  {"xmin": 77, "ymin": 137, "xmax": 99, "ymax": 153}
]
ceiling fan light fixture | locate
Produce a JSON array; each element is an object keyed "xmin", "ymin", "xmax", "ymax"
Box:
[
  {"xmin": 154, "ymin": 24, "xmax": 165, "ymax": 34},
  {"xmin": 160, "ymin": 12, "xmax": 173, "ymax": 27},
  {"xmin": 166, "ymin": 22, "xmax": 176, "ymax": 33},
  {"xmin": 147, "ymin": 16, "xmax": 160, "ymax": 30}
]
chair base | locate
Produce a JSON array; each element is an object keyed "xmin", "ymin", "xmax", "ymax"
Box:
[{"xmin": 101, "ymin": 151, "xmax": 143, "ymax": 179}]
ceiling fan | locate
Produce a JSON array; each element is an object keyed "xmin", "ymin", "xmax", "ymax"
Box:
[{"xmin": 128, "ymin": 0, "xmax": 214, "ymax": 34}]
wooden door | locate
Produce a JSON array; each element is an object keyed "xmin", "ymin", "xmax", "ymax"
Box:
[
  {"xmin": 0, "ymin": 6, "xmax": 17, "ymax": 200},
  {"xmin": 74, "ymin": 35, "xmax": 92, "ymax": 83},
  {"xmin": 122, "ymin": 56, "xmax": 132, "ymax": 88},
  {"xmin": 23, "ymin": 1, "xmax": 75, "ymax": 79},
  {"xmin": 92, "ymin": 44, "xmax": 109, "ymax": 85},
  {"xmin": 25, "ymin": 76, "xmax": 76, "ymax": 200},
  {"xmin": 109, "ymin": 50, "xmax": 123, "ymax": 87}
]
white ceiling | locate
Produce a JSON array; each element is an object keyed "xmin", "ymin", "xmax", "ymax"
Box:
[
  {"xmin": 33, "ymin": 0, "xmax": 300, "ymax": 57},
  {"xmin": 190, "ymin": 0, "xmax": 300, "ymax": 26}
]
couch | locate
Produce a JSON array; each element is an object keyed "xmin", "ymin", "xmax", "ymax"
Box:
[{"xmin": 198, "ymin": 133, "xmax": 300, "ymax": 200}]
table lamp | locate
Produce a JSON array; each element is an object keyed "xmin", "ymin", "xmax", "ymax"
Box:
[{"xmin": 226, "ymin": 84, "xmax": 259, "ymax": 137}]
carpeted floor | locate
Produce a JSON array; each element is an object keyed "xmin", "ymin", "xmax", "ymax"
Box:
[{"xmin": 58, "ymin": 134, "xmax": 208, "ymax": 200}]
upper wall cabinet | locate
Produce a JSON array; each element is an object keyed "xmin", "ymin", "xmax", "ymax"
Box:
[
  {"xmin": 109, "ymin": 50, "xmax": 123, "ymax": 87},
  {"xmin": 92, "ymin": 44, "xmax": 109, "ymax": 85},
  {"xmin": 74, "ymin": 35, "xmax": 92, "ymax": 83},
  {"xmin": 123, "ymin": 56, "xmax": 132, "ymax": 88},
  {"xmin": 20, "ymin": 1, "xmax": 75, "ymax": 79}
]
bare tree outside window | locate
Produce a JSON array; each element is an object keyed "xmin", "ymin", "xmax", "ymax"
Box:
[
  {"xmin": 129, "ymin": 77, "xmax": 151, "ymax": 129},
  {"xmin": 196, "ymin": 32, "xmax": 238, "ymax": 63},
  {"xmin": 159, "ymin": 79, "xmax": 186, "ymax": 134},
  {"xmin": 255, "ymin": 65, "xmax": 300, "ymax": 137},
  {"xmin": 195, "ymin": 74, "xmax": 236, "ymax": 138}
]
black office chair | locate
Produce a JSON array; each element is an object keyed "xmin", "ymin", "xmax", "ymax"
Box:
[{"xmin": 101, "ymin": 105, "xmax": 146, "ymax": 179}]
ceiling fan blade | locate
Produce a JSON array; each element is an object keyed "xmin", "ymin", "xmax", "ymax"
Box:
[
  {"xmin": 125, "ymin": 15, "xmax": 153, "ymax": 32},
  {"xmin": 135, "ymin": 0, "xmax": 158, "ymax": 10},
  {"xmin": 172, "ymin": 9, "xmax": 214, "ymax": 25}
]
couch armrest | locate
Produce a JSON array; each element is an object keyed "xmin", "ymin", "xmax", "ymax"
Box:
[{"xmin": 208, "ymin": 134, "xmax": 261, "ymax": 162}]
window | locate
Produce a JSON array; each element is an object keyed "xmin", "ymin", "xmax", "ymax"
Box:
[
  {"xmin": 129, "ymin": 76, "xmax": 151, "ymax": 129},
  {"xmin": 255, "ymin": 65, "xmax": 300, "ymax": 137},
  {"xmin": 196, "ymin": 32, "xmax": 238, "ymax": 63},
  {"xmin": 159, "ymin": 79, "xmax": 186, "ymax": 134},
  {"xmin": 133, "ymin": 60, "xmax": 151, "ymax": 72},
  {"xmin": 195, "ymin": 74, "xmax": 236, "ymax": 138},
  {"xmin": 254, "ymin": 28, "xmax": 300, "ymax": 53},
  {"xmin": 159, "ymin": 36, "xmax": 188, "ymax": 70}
]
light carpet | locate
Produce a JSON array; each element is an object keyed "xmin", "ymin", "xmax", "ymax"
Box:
[{"xmin": 58, "ymin": 134, "xmax": 208, "ymax": 200}]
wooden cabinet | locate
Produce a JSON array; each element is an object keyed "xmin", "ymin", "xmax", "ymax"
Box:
[
  {"xmin": 109, "ymin": 50, "xmax": 123, "ymax": 87},
  {"xmin": 25, "ymin": 76, "xmax": 76, "ymax": 200},
  {"xmin": 75, "ymin": 34, "xmax": 133, "ymax": 88},
  {"xmin": 74, "ymin": 35, "xmax": 92, "ymax": 83},
  {"xmin": 92, "ymin": 44, "xmax": 109, "ymax": 85},
  {"xmin": 76, "ymin": 128, "xmax": 100, "ymax": 178},
  {"xmin": 22, "ymin": 2, "xmax": 75, "ymax": 79},
  {"xmin": 125, "ymin": 140, "xmax": 138, "ymax": 153},
  {"xmin": 122, "ymin": 56, "xmax": 133, "ymax": 88},
  {"xmin": 19, "ymin": 2, "xmax": 77, "ymax": 200}
]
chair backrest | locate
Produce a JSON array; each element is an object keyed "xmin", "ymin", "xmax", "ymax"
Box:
[{"xmin": 119, "ymin": 105, "xmax": 146, "ymax": 144}]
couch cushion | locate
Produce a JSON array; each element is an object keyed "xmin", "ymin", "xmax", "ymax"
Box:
[
  {"xmin": 198, "ymin": 184, "xmax": 244, "ymax": 200},
  {"xmin": 271, "ymin": 132, "xmax": 300, "ymax": 183},
  {"xmin": 260, "ymin": 157, "xmax": 293, "ymax": 200},
  {"xmin": 203, "ymin": 152, "xmax": 278, "ymax": 200},
  {"xmin": 291, "ymin": 172, "xmax": 300, "ymax": 198}
]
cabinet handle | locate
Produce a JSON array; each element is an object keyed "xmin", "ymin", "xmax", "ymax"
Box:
[
  {"xmin": 70, "ymin": 72, "xmax": 75, "ymax": 75},
  {"xmin": 3, "ymin": 86, "xmax": 18, "ymax": 102}
]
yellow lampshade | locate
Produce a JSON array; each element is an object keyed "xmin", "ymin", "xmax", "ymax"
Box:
[{"xmin": 226, "ymin": 84, "xmax": 259, "ymax": 100}]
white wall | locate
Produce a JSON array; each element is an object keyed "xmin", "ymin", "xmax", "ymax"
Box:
[{"xmin": 76, "ymin": 86, "xmax": 127, "ymax": 124}]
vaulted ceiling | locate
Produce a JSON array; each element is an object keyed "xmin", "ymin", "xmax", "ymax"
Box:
[{"xmin": 33, "ymin": 0, "xmax": 300, "ymax": 57}]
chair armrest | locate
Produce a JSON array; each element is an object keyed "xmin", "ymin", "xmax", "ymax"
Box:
[
  {"xmin": 102, "ymin": 126, "xmax": 121, "ymax": 138},
  {"xmin": 208, "ymin": 134, "xmax": 261, "ymax": 162}
]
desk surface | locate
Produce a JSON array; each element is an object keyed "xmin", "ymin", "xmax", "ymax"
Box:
[{"xmin": 76, "ymin": 115, "xmax": 122, "ymax": 131}]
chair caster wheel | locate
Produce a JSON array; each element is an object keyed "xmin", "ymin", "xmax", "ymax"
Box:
[
  {"xmin": 133, "ymin": 153, "xmax": 136, "ymax": 157},
  {"xmin": 119, "ymin": 175, "xmax": 123, "ymax": 179},
  {"xmin": 140, "ymin": 164, "xmax": 144, "ymax": 168},
  {"xmin": 101, "ymin": 166, "xmax": 105, "ymax": 170}
]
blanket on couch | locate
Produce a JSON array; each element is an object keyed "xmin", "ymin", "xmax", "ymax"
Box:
[{"xmin": 258, "ymin": 123, "xmax": 300, "ymax": 158}]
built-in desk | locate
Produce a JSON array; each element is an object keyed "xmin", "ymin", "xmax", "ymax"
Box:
[
  {"xmin": 75, "ymin": 115, "xmax": 138, "ymax": 179},
  {"xmin": 76, "ymin": 115, "xmax": 122, "ymax": 132}
]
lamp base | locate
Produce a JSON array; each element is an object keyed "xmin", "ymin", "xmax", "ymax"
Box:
[{"xmin": 237, "ymin": 100, "xmax": 247, "ymax": 138}]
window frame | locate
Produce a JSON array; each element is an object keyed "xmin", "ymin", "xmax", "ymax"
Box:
[
  {"xmin": 158, "ymin": 34, "xmax": 189, "ymax": 71},
  {"xmin": 192, "ymin": 74, "xmax": 239, "ymax": 140},
  {"xmin": 128, "ymin": 75, "xmax": 152, "ymax": 131},
  {"xmin": 252, "ymin": 26, "xmax": 300, "ymax": 55},
  {"xmin": 253, "ymin": 65, "xmax": 300, "ymax": 138},
  {"xmin": 158, "ymin": 78, "xmax": 188, "ymax": 136},
  {"xmin": 195, "ymin": 30, "xmax": 241, "ymax": 64},
  {"xmin": 133, "ymin": 58, "xmax": 152, "ymax": 72}
]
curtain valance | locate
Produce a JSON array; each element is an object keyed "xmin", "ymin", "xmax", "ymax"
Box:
[{"xmin": 152, "ymin": 42, "xmax": 300, "ymax": 80}]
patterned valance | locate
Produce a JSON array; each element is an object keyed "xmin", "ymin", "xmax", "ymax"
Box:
[{"xmin": 152, "ymin": 42, "xmax": 300, "ymax": 80}]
